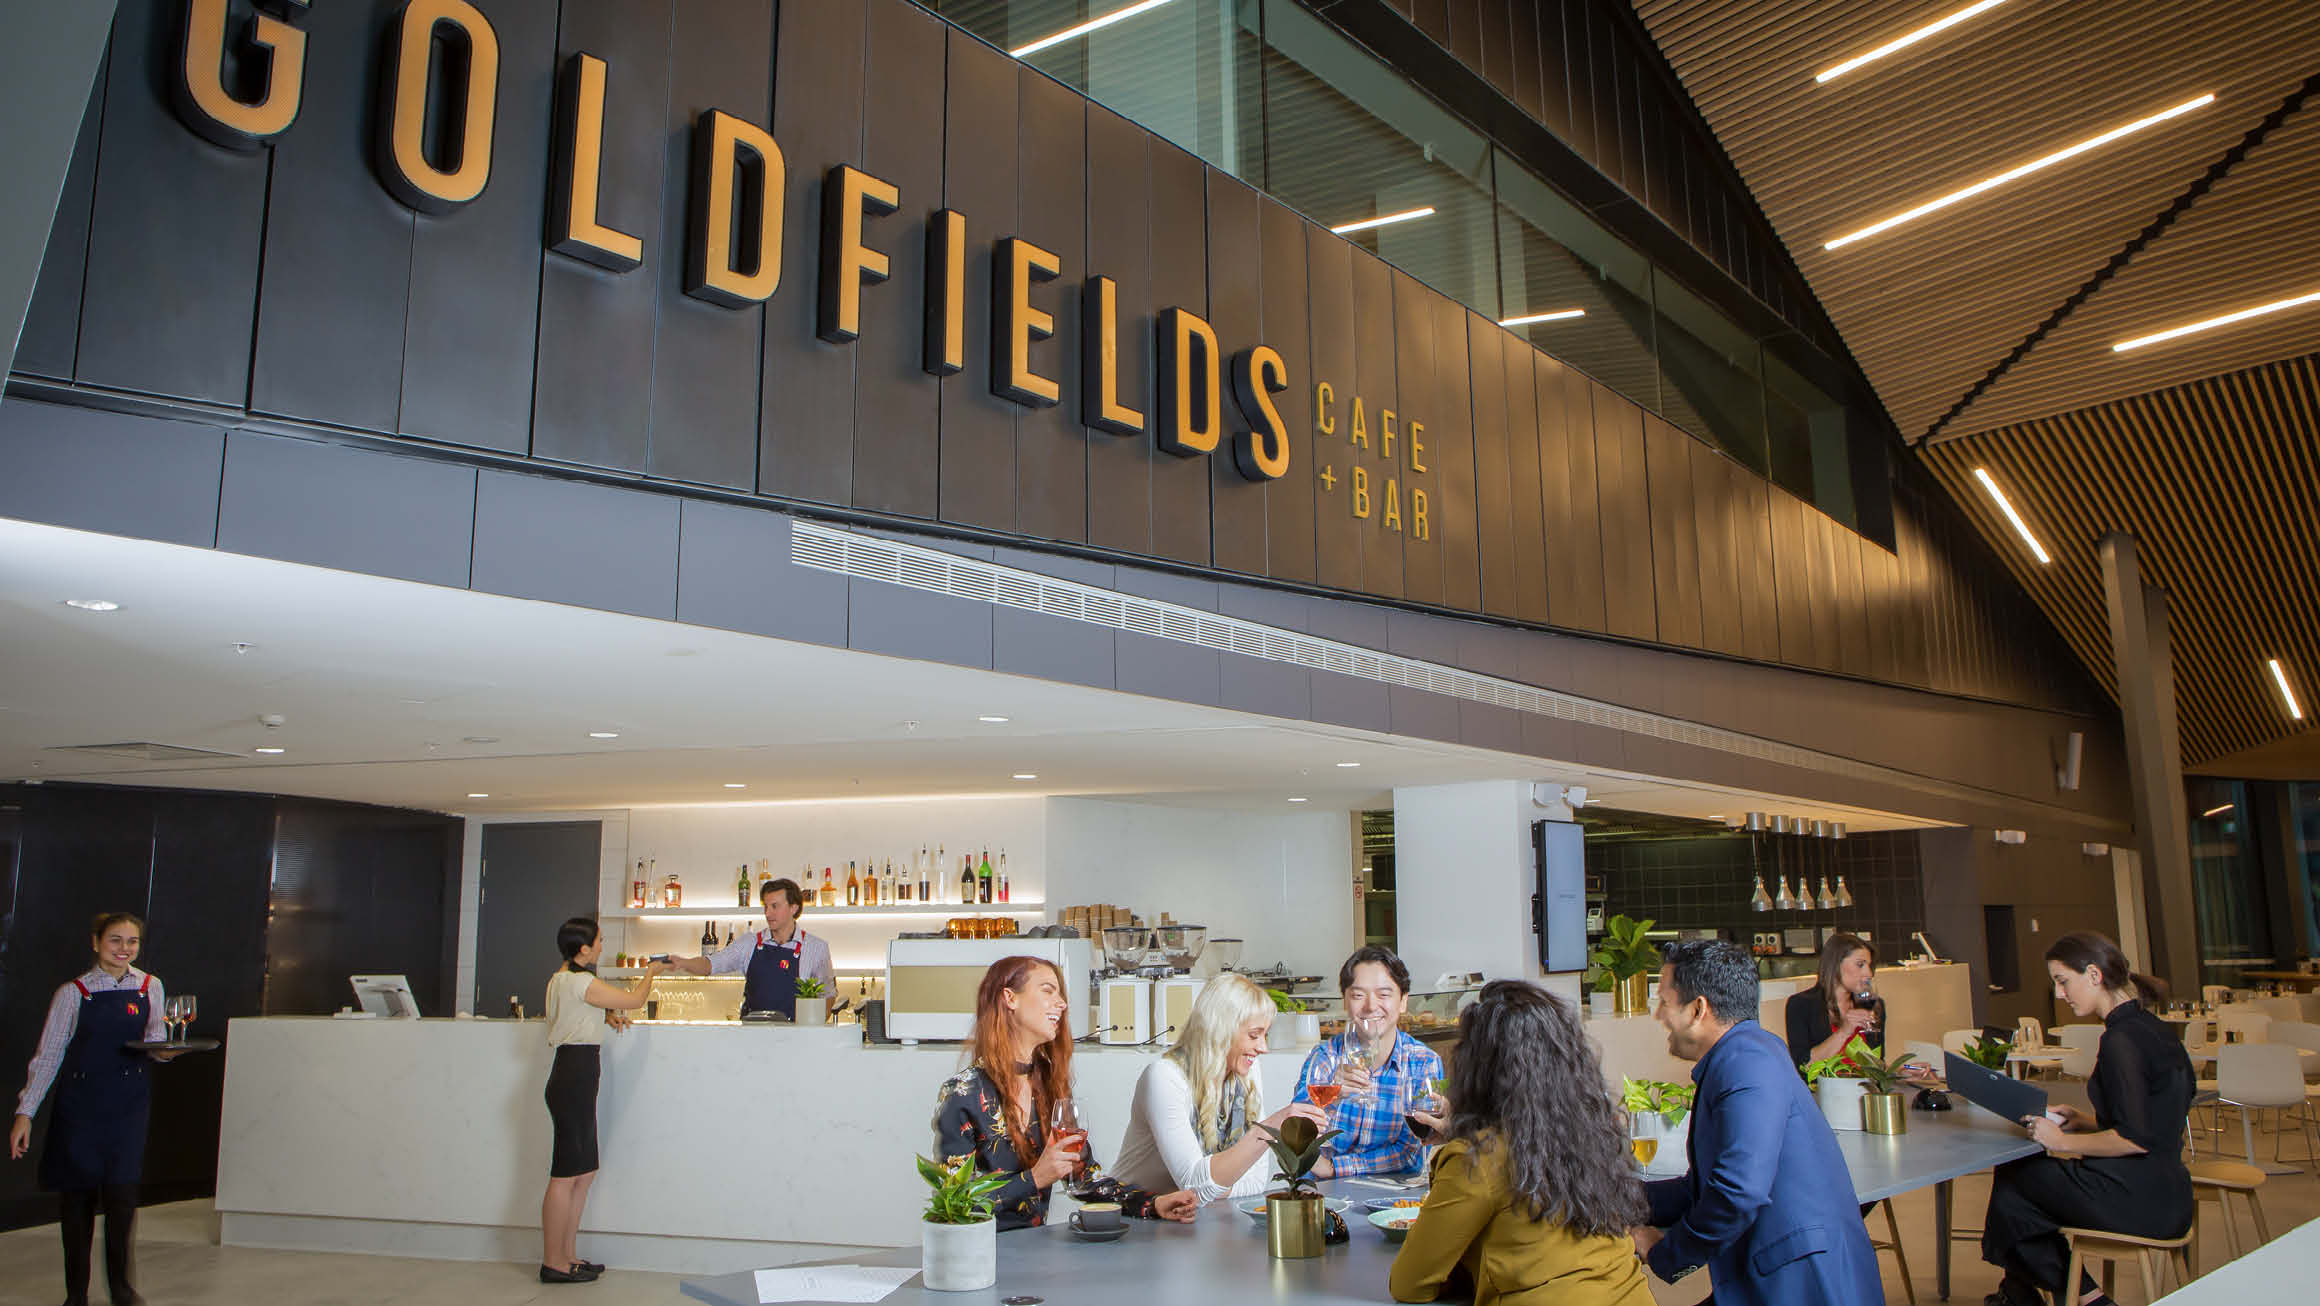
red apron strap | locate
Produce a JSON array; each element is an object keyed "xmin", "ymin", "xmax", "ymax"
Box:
[
  {"xmin": 138, "ymin": 973, "xmax": 152, "ymax": 995},
  {"xmin": 72, "ymin": 979, "xmax": 91, "ymax": 998}
]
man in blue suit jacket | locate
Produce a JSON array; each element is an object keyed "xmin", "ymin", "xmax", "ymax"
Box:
[{"xmin": 1632, "ymin": 940, "xmax": 1883, "ymax": 1305}]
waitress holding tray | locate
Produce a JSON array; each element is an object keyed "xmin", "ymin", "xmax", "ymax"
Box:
[
  {"xmin": 8, "ymin": 912, "xmax": 181, "ymax": 1306},
  {"xmin": 667, "ymin": 878, "xmax": 833, "ymax": 1018}
]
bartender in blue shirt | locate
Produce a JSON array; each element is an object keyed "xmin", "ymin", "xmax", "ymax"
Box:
[{"xmin": 667, "ymin": 878, "xmax": 834, "ymax": 1018}]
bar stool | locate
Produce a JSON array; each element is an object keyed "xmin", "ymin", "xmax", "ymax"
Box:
[
  {"xmin": 2053, "ymin": 1226, "xmax": 2193, "ymax": 1305},
  {"xmin": 2188, "ymin": 1159, "xmax": 2271, "ymax": 1265},
  {"xmin": 1868, "ymin": 1200, "xmax": 1915, "ymax": 1305}
]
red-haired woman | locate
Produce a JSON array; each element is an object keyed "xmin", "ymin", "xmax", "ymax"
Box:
[{"xmin": 932, "ymin": 956, "xmax": 1197, "ymax": 1230}]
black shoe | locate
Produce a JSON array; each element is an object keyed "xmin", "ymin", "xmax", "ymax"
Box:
[
  {"xmin": 575, "ymin": 1260, "xmax": 605, "ymax": 1275},
  {"xmin": 539, "ymin": 1264, "xmax": 597, "ymax": 1284}
]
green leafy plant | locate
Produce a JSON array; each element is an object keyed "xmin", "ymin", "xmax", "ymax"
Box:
[
  {"xmin": 1964, "ymin": 1033, "xmax": 2012, "ymax": 1071},
  {"xmin": 795, "ymin": 975, "xmax": 828, "ymax": 999},
  {"xmin": 1802, "ymin": 1037, "xmax": 1917, "ymax": 1094},
  {"xmin": 1618, "ymin": 1076, "xmax": 1695, "ymax": 1126},
  {"xmin": 1254, "ymin": 1116, "xmax": 1343, "ymax": 1199},
  {"xmin": 1265, "ymin": 988, "xmax": 1307, "ymax": 1014},
  {"xmin": 1587, "ymin": 916, "xmax": 1661, "ymax": 992},
  {"xmin": 916, "ymin": 1154, "xmax": 1011, "ymax": 1225}
]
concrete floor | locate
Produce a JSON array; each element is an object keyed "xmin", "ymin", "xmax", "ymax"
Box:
[{"xmin": 3, "ymin": 1121, "xmax": 2313, "ymax": 1306}]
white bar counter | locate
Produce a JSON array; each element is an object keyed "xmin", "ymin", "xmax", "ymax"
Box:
[{"xmin": 216, "ymin": 1017, "xmax": 1307, "ymax": 1273}]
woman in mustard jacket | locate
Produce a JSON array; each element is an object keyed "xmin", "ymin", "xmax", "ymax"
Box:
[{"xmin": 1389, "ymin": 981, "xmax": 1652, "ymax": 1306}]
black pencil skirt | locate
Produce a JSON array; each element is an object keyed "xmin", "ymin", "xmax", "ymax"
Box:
[{"xmin": 545, "ymin": 1044, "xmax": 601, "ymax": 1178}]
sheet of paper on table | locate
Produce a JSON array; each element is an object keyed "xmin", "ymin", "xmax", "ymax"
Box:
[{"xmin": 752, "ymin": 1264, "xmax": 921, "ymax": 1303}]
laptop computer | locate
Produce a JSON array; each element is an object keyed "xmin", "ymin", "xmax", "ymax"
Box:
[{"xmin": 1943, "ymin": 1051, "xmax": 2049, "ymax": 1123}]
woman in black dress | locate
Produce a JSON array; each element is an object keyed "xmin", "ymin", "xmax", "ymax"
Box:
[
  {"xmin": 538, "ymin": 918, "xmax": 659, "ymax": 1284},
  {"xmin": 932, "ymin": 955, "xmax": 1196, "ymax": 1229},
  {"xmin": 1980, "ymin": 931, "xmax": 2192, "ymax": 1306},
  {"xmin": 1783, "ymin": 932, "xmax": 1884, "ymax": 1067}
]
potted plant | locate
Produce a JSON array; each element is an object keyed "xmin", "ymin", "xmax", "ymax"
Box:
[
  {"xmin": 1265, "ymin": 988, "xmax": 1318, "ymax": 1048},
  {"xmin": 1964, "ymin": 1032, "xmax": 2012, "ymax": 1072},
  {"xmin": 1588, "ymin": 916, "xmax": 1661, "ymax": 1015},
  {"xmin": 1253, "ymin": 1116, "xmax": 1342, "ymax": 1258},
  {"xmin": 1848, "ymin": 1044, "xmax": 1917, "ymax": 1135},
  {"xmin": 915, "ymin": 1155, "xmax": 1008, "ymax": 1291},
  {"xmin": 1802, "ymin": 1040, "xmax": 1870, "ymax": 1132},
  {"xmin": 794, "ymin": 976, "xmax": 829, "ymax": 1026}
]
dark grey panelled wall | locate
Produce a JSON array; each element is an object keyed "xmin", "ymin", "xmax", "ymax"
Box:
[{"xmin": 14, "ymin": 0, "xmax": 2092, "ymax": 720}]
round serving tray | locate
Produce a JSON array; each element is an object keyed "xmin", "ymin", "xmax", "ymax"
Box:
[{"xmin": 123, "ymin": 1039, "xmax": 220, "ymax": 1054}]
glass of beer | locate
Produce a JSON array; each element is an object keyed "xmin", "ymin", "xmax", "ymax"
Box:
[{"xmin": 1628, "ymin": 1111, "xmax": 1661, "ymax": 1169}]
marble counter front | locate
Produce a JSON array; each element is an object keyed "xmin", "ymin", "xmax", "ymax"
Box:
[{"xmin": 215, "ymin": 1017, "xmax": 1307, "ymax": 1274}]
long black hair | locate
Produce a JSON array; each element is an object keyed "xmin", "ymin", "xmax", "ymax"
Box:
[
  {"xmin": 557, "ymin": 917, "xmax": 600, "ymax": 974},
  {"xmin": 1440, "ymin": 980, "xmax": 1645, "ymax": 1237},
  {"xmin": 2045, "ymin": 930, "xmax": 2165, "ymax": 1005}
]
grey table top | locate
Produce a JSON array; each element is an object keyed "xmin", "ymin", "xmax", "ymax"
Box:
[{"xmin": 680, "ymin": 1111, "xmax": 2041, "ymax": 1305}]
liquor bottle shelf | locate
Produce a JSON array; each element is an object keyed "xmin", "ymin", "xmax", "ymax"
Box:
[{"xmin": 608, "ymin": 904, "xmax": 1045, "ymax": 920}]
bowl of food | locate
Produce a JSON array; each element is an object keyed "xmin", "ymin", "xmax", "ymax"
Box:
[
  {"xmin": 1236, "ymin": 1196, "xmax": 1351, "ymax": 1222},
  {"xmin": 1367, "ymin": 1208, "xmax": 1420, "ymax": 1242},
  {"xmin": 1362, "ymin": 1197, "xmax": 1425, "ymax": 1213}
]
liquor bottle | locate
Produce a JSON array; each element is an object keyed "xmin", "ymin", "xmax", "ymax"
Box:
[
  {"xmin": 632, "ymin": 860, "xmax": 648, "ymax": 909},
  {"xmin": 648, "ymin": 858, "xmax": 662, "ymax": 907},
  {"xmin": 820, "ymin": 867, "xmax": 835, "ymax": 907},
  {"xmin": 978, "ymin": 848, "xmax": 994, "ymax": 904},
  {"xmin": 737, "ymin": 863, "xmax": 751, "ymax": 907},
  {"xmin": 664, "ymin": 873, "xmax": 682, "ymax": 908},
  {"xmin": 917, "ymin": 847, "xmax": 931, "ymax": 904},
  {"xmin": 894, "ymin": 858, "xmax": 909, "ymax": 903},
  {"xmin": 959, "ymin": 854, "xmax": 976, "ymax": 905},
  {"xmin": 845, "ymin": 861, "xmax": 860, "ymax": 906},
  {"xmin": 998, "ymin": 851, "xmax": 1009, "ymax": 903},
  {"xmin": 702, "ymin": 917, "xmax": 718, "ymax": 954},
  {"xmin": 883, "ymin": 860, "xmax": 898, "ymax": 905},
  {"xmin": 758, "ymin": 859, "xmax": 771, "ymax": 896},
  {"xmin": 724, "ymin": 923, "xmax": 736, "ymax": 950}
]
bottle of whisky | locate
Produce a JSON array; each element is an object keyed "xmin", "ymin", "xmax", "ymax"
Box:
[
  {"xmin": 820, "ymin": 867, "xmax": 835, "ymax": 907},
  {"xmin": 724, "ymin": 922, "xmax": 736, "ymax": 950},
  {"xmin": 737, "ymin": 863, "xmax": 751, "ymax": 907},
  {"xmin": 936, "ymin": 845, "xmax": 948, "ymax": 902},
  {"xmin": 917, "ymin": 847, "xmax": 932, "ymax": 904},
  {"xmin": 845, "ymin": 861, "xmax": 861, "ymax": 906},
  {"xmin": 978, "ymin": 848, "xmax": 994, "ymax": 904},
  {"xmin": 998, "ymin": 850, "xmax": 1009, "ymax": 904},
  {"xmin": 958, "ymin": 854, "xmax": 976, "ymax": 905},
  {"xmin": 701, "ymin": 918, "xmax": 718, "ymax": 955}
]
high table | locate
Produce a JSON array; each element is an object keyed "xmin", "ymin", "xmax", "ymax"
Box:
[{"xmin": 683, "ymin": 1109, "xmax": 2042, "ymax": 1306}]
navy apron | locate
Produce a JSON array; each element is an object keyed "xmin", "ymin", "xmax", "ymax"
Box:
[
  {"xmin": 741, "ymin": 932, "xmax": 801, "ymax": 1018},
  {"xmin": 40, "ymin": 976, "xmax": 153, "ymax": 1191}
]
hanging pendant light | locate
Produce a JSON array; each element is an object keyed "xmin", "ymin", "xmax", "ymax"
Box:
[
  {"xmin": 1751, "ymin": 874, "xmax": 1774, "ymax": 912},
  {"xmin": 1830, "ymin": 822, "xmax": 1852, "ymax": 907},
  {"xmin": 1775, "ymin": 874, "xmax": 1795, "ymax": 911},
  {"xmin": 1836, "ymin": 875, "xmax": 1854, "ymax": 908},
  {"xmin": 1817, "ymin": 876, "xmax": 1836, "ymax": 911},
  {"xmin": 1745, "ymin": 813, "xmax": 1772, "ymax": 911}
]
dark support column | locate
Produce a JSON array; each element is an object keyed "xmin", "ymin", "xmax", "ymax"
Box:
[
  {"xmin": 2099, "ymin": 533, "xmax": 2200, "ymax": 987},
  {"xmin": 0, "ymin": 0, "xmax": 115, "ymax": 379},
  {"xmin": 2253, "ymin": 782, "xmax": 2314, "ymax": 962}
]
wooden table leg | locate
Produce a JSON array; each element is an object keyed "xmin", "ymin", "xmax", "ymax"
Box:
[{"xmin": 1935, "ymin": 1178, "xmax": 1954, "ymax": 1301}]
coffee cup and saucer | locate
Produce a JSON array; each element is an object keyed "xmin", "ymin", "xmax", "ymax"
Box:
[{"xmin": 1068, "ymin": 1202, "xmax": 1127, "ymax": 1242}]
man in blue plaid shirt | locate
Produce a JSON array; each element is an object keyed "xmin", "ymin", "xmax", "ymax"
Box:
[{"xmin": 1291, "ymin": 947, "xmax": 1446, "ymax": 1177}]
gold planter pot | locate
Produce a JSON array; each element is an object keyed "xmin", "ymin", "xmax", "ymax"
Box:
[
  {"xmin": 1613, "ymin": 973, "xmax": 1651, "ymax": 1015},
  {"xmin": 1266, "ymin": 1192, "xmax": 1327, "ymax": 1258},
  {"xmin": 1862, "ymin": 1091, "xmax": 1908, "ymax": 1135}
]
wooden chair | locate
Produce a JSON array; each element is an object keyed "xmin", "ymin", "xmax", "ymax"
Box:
[
  {"xmin": 1868, "ymin": 1199, "xmax": 1915, "ymax": 1305},
  {"xmin": 2189, "ymin": 1159, "xmax": 2271, "ymax": 1266},
  {"xmin": 2053, "ymin": 1226, "xmax": 2193, "ymax": 1305}
]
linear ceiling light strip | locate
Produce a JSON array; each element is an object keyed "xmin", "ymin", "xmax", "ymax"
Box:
[
  {"xmin": 1813, "ymin": 0, "xmax": 2010, "ymax": 85},
  {"xmin": 1010, "ymin": 0, "xmax": 1179, "ymax": 59},
  {"xmin": 788, "ymin": 520, "xmax": 2112, "ymax": 823},
  {"xmin": 2112, "ymin": 289, "xmax": 2320, "ymax": 352},
  {"xmin": 1825, "ymin": 93, "xmax": 2215, "ymax": 251}
]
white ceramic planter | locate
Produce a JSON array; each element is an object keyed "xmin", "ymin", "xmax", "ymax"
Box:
[
  {"xmin": 921, "ymin": 1217, "xmax": 996, "ymax": 1292},
  {"xmin": 794, "ymin": 996, "xmax": 827, "ymax": 1026},
  {"xmin": 1815, "ymin": 1076, "xmax": 1868, "ymax": 1132},
  {"xmin": 1293, "ymin": 1013, "xmax": 1321, "ymax": 1045},
  {"xmin": 1589, "ymin": 991, "xmax": 1615, "ymax": 1017}
]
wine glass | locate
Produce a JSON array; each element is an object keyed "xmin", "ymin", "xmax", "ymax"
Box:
[
  {"xmin": 177, "ymin": 994, "xmax": 198, "ymax": 1041},
  {"xmin": 1628, "ymin": 1111, "xmax": 1662, "ymax": 1171},
  {"xmin": 1340, "ymin": 1013, "xmax": 1388, "ymax": 1105},
  {"xmin": 1048, "ymin": 1098, "xmax": 1088, "ymax": 1183},
  {"xmin": 160, "ymin": 996, "xmax": 183, "ymax": 1043}
]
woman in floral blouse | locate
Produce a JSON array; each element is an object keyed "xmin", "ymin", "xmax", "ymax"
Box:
[{"xmin": 932, "ymin": 956, "xmax": 1197, "ymax": 1230}]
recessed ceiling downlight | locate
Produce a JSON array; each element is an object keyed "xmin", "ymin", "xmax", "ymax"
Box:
[
  {"xmin": 468, "ymin": 793, "xmax": 490, "ymax": 799},
  {"xmin": 254, "ymin": 747, "xmax": 286, "ymax": 755},
  {"xmin": 1012, "ymin": 773, "xmax": 1038, "ymax": 781},
  {"xmin": 62, "ymin": 599, "xmax": 120, "ymax": 611},
  {"xmin": 1335, "ymin": 761, "xmax": 1362, "ymax": 768},
  {"xmin": 978, "ymin": 715, "xmax": 1011, "ymax": 723},
  {"xmin": 588, "ymin": 731, "xmax": 620, "ymax": 739}
]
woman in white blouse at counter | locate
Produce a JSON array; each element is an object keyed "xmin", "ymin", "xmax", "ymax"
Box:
[{"xmin": 1111, "ymin": 973, "xmax": 1328, "ymax": 1205}]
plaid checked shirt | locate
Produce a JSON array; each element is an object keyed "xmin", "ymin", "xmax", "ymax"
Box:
[{"xmin": 1290, "ymin": 1028, "xmax": 1443, "ymax": 1177}]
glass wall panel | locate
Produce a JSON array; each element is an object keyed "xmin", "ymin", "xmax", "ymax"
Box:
[
  {"xmin": 1492, "ymin": 150, "xmax": 1658, "ymax": 412},
  {"xmin": 1764, "ymin": 334, "xmax": 1857, "ymax": 527},
  {"xmin": 2294, "ymin": 783, "xmax": 2320, "ymax": 961},
  {"xmin": 1258, "ymin": 0, "xmax": 1498, "ymax": 312},
  {"xmin": 2188, "ymin": 779, "xmax": 2274, "ymax": 987},
  {"xmin": 1654, "ymin": 275, "xmax": 1766, "ymax": 473}
]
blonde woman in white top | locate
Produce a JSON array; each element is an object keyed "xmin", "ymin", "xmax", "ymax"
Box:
[
  {"xmin": 540, "ymin": 917, "xmax": 658, "ymax": 1285},
  {"xmin": 1112, "ymin": 973, "xmax": 1328, "ymax": 1205}
]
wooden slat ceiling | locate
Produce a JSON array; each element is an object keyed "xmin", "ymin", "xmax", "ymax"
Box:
[{"xmin": 1631, "ymin": 0, "xmax": 2320, "ymax": 773}]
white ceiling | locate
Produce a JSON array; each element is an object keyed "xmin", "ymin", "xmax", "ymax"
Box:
[{"xmin": 0, "ymin": 516, "xmax": 1938, "ymax": 830}]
